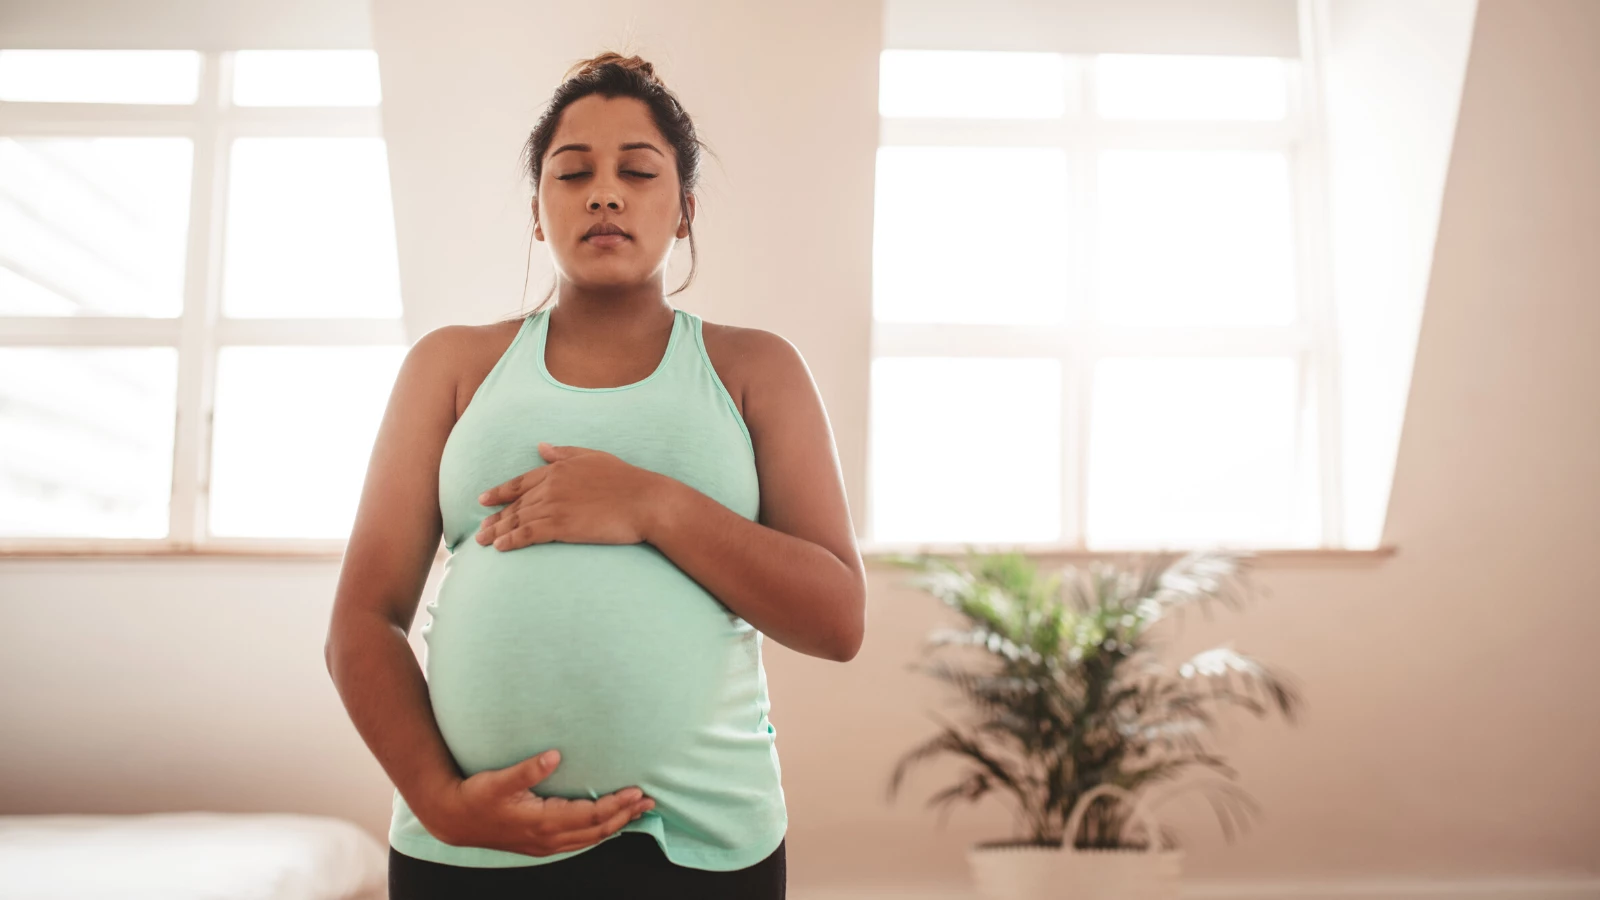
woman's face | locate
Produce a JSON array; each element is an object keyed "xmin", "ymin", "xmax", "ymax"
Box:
[{"xmin": 533, "ymin": 94, "xmax": 694, "ymax": 290}]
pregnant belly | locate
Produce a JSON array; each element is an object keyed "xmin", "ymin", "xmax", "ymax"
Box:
[{"xmin": 422, "ymin": 540, "xmax": 741, "ymax": 799}]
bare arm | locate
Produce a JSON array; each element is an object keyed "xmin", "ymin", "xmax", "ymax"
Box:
[
  {"xmin": 323, "ymin": 326, "xmax": 465, "ymax": 834},
  {"xmin": 640, "ymin": 329, "xmax": 866, "ymax": 662}
]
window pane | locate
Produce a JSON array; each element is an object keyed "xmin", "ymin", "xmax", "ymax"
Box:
[
  {"xmin": 875, "ymin": 146, "xmax": 1069, "ymax": 324},
  {"xmin": 0, "ymin": 50, "xmax": 200, "ymax": 104},
  {"xmin": 880, "ymin": 50, "xmax": 1070, "ymax": 119},
  {"xmin": 1086, "ymin": 357, "xmax": 1306, "ymax": 548},
  {"xmin": 222, "ymin": 138, "xmax": 402, "ymax": 318},
  {"xmin": 210, "ymin": 346, "xmax": 406, "ymax": 538},
  {"xmin": 870, "ymin": 357, "xmax": 1061, "ymax": 543},
  {"xmin": 0, "ymin": 348, "xmax": 178, "ymax": 538},
  {"xmin": 0, "ymin": 137, "xmax": 193, "ymax": 317},
  {"xmin": 1094, "ymin": 54, "xmax": 1288, "ymax": 121},
  {"xmin": 1096, "ymin": 149, "xmax": 1295, "ymax": 327},
  {"xmin": 232, "ymin": 50, "xmax": 382, "ymax": 107}
]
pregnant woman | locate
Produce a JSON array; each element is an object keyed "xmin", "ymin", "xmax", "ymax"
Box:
[{"xmin": 324, "ymin": 52, "xmax": 866, "ymax": 898}]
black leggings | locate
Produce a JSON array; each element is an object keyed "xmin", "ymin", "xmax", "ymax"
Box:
[{"xmin": 388, "ymin": 832, "xmax": 786, "ymax": 899}]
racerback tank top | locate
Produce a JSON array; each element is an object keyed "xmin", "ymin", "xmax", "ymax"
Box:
[{"xmin": 388, "ymin": 304, "xmax": 786, "ymax": 870}]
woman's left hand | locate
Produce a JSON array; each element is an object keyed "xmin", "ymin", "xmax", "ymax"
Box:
[{"xmin": 475, "ymin": 442, "xmax": 666, "ymax": 550}]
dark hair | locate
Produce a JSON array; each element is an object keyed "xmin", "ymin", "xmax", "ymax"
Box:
[{"xmin": 514, "ymin": 51, "xmax": 716, "ymax": 317}]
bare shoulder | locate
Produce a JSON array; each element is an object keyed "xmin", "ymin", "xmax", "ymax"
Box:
[
  {"xmin": 419, "ymin": 318, "xmax": 525, "ymax": 421},
  {"xmin": 697, "ymin": 319, "xmax": 811, "ymax": 419}
]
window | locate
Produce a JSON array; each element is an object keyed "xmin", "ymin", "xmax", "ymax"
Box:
[
  {"xmin": 0, "ymin": 49, "xmax": 407, "ymax": 551},
  {"xmin": 869, "ymin": 50, "xmax": 1334, "ymax": 551}
]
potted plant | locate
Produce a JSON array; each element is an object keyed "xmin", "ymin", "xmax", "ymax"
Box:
[{"xmin": 885, "ymin": 546, "xmax": 1303, "ymax": 900}]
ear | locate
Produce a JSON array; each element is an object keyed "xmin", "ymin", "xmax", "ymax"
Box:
[
  {"xmin": 678, "ymin": 191, "xmax": 696, "ymax": 238},
  {"xmin": 532, "ymin": 198, "xmax": 543, "ymax": 242}
]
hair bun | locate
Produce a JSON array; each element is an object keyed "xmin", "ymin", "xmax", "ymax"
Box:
[{"xmin": 562, "ymin": 51, "xmax": 665, "ymax": 88}]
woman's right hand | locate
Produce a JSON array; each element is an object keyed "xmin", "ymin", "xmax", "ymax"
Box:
[{"xmin": 428, "ymin": 750, "xmax": 656, "ymax": 858}]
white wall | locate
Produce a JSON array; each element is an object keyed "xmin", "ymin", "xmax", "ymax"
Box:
[
  {"xmin": 883, "ymin": 0, "xmax": 1299, "ymax": 55},
  {"xmin": 1324, "ymin": 0, "xmax": 1478, "ymax": 550},
  {"xmin": 0, "ymin": 0, "xmax": 371, "ymax": 49}
]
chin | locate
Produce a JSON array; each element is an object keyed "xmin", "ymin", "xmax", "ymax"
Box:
[{"xmin": 560, "ymin": 275, "xmax": 649, "ymax": 295}]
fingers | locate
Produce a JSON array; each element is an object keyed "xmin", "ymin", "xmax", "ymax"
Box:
[
  {"xmin": 477, "ymin": 472, "xmax": 525, "ymax": 507},
  {"xmin": 476, "ymin": 502, "xmax": 525, "ymax": 545},
  {"xmin": 477, "ymin": 492, "xmax": 531, "ymax": 533},
  {"xmin": 498, "ymin": 752, "xmax": 656, "ymax": 854},
  {"xmin": 512, "ymin": 750, "xmax": 562, "ymax": 788},
  {"xmin": 478, "ymin": 466, "xmax": 551, "ymax": 508},
  {"xmin": 479, "ymin": 513, "xmax": 559, "ymax": 550},
  {"xmin": 543, "ymin": 797, "xmax": 655, "ymax": 854},
  {"xmin": 544, "ymin": 788, "xmax": 644, "ymax": 830}
]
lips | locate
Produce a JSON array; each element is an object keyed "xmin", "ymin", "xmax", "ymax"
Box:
[{"xmin": 584, "ymin": 223, "xmax": 629, "ymax": 240}]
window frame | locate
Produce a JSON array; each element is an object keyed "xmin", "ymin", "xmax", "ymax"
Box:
[
  {"xmin": 864, "ymin": 50, "xmax": 1345, "ymax": 553},
  {"xmin": 0, "ymin": 50, "xmax": 407, "ymax": 557}
]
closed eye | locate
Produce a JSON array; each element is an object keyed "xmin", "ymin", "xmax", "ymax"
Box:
[{"xmin": 557, "ymin": 172, "xmax": 657, "ymax": 180}]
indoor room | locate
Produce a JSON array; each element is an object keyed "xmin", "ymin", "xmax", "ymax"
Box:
[{"xmin": 1, "ymin": 0, "xmax": 1596, "ymax": 897}]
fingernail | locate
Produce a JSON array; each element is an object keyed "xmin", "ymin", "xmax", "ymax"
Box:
[{"xmin": 622, "ymin": 788, "xmax": 642, "ymax": 802}]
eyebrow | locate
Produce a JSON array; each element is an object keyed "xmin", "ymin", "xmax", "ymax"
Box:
[{"xmin": 549, "ymin": 141, "xmax": 665, "ymax": 160}]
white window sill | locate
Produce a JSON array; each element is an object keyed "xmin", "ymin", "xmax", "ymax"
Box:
[
  {"xmin": 1, "ymin": 539, "xmax": 1396, "ymax": 570},
  {"xmin": 858, "ymin": 540, "xmax": 1395, "ymax": 569}
]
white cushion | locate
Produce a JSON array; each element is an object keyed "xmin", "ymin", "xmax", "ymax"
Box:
[{"xmin": 0, "ymin": 812, "xmax": 386, "ymax": 900}]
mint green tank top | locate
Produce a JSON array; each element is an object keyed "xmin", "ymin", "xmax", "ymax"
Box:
[{"xmin": 388, "ymin": 304, "xmax": 786, "ymax": 870}]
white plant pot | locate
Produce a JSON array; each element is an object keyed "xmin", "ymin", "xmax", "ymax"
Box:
[
  {"xmin": 966, "ymin": 843, "xmax": 1184, "ymax": 900},
  {"xmin": 964, "ymin": 784, "xmax": 1185, "ymax": 900}
]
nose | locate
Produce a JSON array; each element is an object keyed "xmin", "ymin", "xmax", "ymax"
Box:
[{"xmin": 588, "ymin": 189, "xmax": 622, "ymax": 212}]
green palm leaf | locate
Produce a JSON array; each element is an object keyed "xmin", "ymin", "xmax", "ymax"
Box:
[{"xmin": 886, "ymin": 547, "xmax": 1304, "ymax": 848}]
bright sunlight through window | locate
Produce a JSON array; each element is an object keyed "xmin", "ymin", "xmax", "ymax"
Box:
[{"xmin": 870, "ymin": 48, "xmax": 1319, "ymax": 550}]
